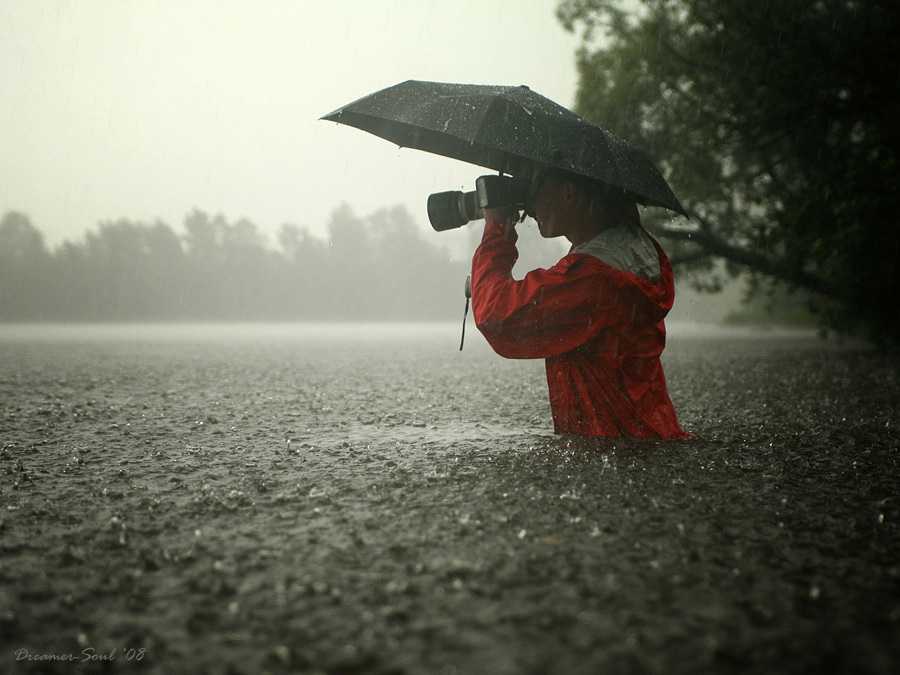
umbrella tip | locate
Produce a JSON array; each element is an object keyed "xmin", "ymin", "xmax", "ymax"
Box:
[{"xmin": 519, "ymin": 84, "xmax": 530, "ymax": 90}]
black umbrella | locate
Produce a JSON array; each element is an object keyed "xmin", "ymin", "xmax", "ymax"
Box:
[{"xmin": 321, "ymin": 80, "xmax": 686, "ymax": 216}]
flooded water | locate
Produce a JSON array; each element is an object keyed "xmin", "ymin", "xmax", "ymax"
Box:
[
  {"xmin": 0, "ymin": 320, "xmax": 816, "ymax": 343},
  {"xmin": 1, "ymin": 323, "xmax": 897, "ymax": 674}
]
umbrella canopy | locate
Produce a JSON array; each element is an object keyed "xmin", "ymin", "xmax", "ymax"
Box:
[{"xmin": 322, "ymin": 80, "xmax": 686, "ymax": 216}]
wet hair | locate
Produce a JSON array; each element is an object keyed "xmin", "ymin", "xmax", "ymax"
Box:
[
  {"xmin": 552, "ymin": 169, "xmax": 630, "ymax": 205},
  {"xmin": 533, "ymin": 168, "xmax": 636, "ymax": 222}
]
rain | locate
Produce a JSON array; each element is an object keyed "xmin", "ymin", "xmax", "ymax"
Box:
[{"xmin": 1, "ymin": 1, "xmax": 899, "ymax": 674}]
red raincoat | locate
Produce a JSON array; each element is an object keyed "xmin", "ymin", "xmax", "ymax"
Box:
[{"xmin": 472, "ymin": 218, "xmax": 689, "ymax": 439}]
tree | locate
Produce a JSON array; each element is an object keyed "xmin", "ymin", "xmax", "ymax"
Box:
[
  {"xmin": 183, "ymin": 209, "xmax": 229, "ymax": 317},
  {"xmin": 557, "ymin": 0, "xmax": 900, "ymax": 343},
  {"xmin": 0, "ymin": 211, "xmax": 50, "ymax": 319},
  {"xmin": 325, "ymin": 203, "xmax": 377, "ymax": 319},
  {"xmin": 220, "ymin": 216, "xmax": 273, "ymax": 318},
  {"xmin": 368, "ymin": 205, "xmax": 466, "ymax": 319},
  {"xmin": 278, "ymin": 222, "xmax": 329, "ymax": 317}
]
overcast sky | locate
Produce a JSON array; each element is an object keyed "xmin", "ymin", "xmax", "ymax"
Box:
[{"xmin": 1, "ymin": 0, "xmax": 582, "ymax": 252}]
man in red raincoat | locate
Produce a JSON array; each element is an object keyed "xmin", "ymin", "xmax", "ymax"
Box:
[{"xmin": 471, "ymin": 169, "xmax": 689, "ymax": 439}]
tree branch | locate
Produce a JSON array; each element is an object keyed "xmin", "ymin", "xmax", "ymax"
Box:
[
  {"xmin": 656, "ymin": 212, "xmax": 839, "ymax": 298},
  {"xmin": 669, "ymin": 249, "xmax": 713, "ymax": 267}
]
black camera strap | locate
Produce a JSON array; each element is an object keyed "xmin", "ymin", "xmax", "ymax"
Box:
[{"xmin": 459, "ymin": 274, "xmax": 471, "ymax": 351}]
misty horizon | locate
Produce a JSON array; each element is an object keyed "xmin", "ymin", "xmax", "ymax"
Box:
[{"xmin": 0, "ymin": 204, "xmax": 748, "ymax": 325}]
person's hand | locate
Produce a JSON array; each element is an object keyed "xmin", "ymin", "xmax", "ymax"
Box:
[{"xmin": 484, "ymin": 206, "xmax": 519, "ymax": 241}]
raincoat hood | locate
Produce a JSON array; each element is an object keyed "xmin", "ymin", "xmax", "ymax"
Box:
[{"xmin": 569, "ymin": 223, "xmax": 676, "ymax": 323}]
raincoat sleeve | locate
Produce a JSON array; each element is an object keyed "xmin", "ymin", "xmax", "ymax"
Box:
[{"xmin": 471, "ymin": 218, "xmax": 620, "ymax": 359}]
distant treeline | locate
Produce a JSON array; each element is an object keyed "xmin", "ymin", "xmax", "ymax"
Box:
[{"xmin": 0, "ymin": 205, "xmax": 478, "ymax": 321}]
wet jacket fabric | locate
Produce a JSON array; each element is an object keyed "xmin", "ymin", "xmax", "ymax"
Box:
[{"xmin": 471, "ymin": 219, "xmax": 689, "ymax": 439}]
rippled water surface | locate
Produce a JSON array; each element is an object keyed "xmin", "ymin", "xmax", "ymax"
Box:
[{"xmin": 1, "ymin": 323, "xmax": 897, "ymax": 674}]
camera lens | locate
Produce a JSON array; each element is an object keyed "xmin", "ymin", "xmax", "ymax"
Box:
[{"xmin": 427, "ymin": 191, "xmax": 482, "ymax": 231}]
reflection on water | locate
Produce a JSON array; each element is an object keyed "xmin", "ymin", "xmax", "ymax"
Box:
[{"xmin": 0, "ymin": 320, "xmax": 816, "ymax": 342}]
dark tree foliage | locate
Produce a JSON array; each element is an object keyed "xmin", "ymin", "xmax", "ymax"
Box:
[
  {"xmin": 0, "ymin": 207, "xmax": 470, "ymax": 321},
  {"xmin": 557, "ymin": 0, "xmax": 900, "ymax": 343}
]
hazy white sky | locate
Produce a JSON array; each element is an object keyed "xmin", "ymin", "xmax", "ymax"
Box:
[{"xmin": 1, "ymin": 0, "xmax": 581, "ymax": 250}]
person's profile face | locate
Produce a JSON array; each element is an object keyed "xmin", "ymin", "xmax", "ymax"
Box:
[{"xmin": 533, "ymin": 177, "xmax": 573, "ymax": 239}]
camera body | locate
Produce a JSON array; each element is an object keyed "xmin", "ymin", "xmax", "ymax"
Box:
[{"xmin": 427, "ymin": 175, "xmax": 529, "ymax": 231}]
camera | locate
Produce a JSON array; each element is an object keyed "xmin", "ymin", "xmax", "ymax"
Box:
[{"xmin": 427, "ymin": 175, "xmax": 530, "ymax": 231}]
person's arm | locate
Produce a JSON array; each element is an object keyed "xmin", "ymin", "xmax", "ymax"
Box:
[{"xmin": 471, "ymin": 213, "xmax": 621, "ymax": 359}]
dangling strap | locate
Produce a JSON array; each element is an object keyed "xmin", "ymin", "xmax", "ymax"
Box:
[{"xmin": 459, "ymin": 274, "xmax": 471, "ymax": 351}]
